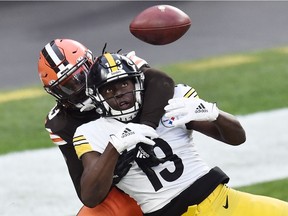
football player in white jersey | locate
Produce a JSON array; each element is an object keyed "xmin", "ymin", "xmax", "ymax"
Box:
[
  {"xmin": 38, "ymin": 39, "xmax": 175, "ymax": 216},
  {"xmin": 73, "ymin": 52, "xmax": 288, "ymax": 216}
]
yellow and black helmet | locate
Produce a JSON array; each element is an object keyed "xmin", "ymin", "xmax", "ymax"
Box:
[{"xmin": 87, "ymin": 52, "xmax": 144, "ymax": 122}]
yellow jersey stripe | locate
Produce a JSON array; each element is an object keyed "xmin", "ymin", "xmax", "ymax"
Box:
[
  {"xmin": 184, "ymin": 87, "xmax": 199, "ymax": 99},
  {"xmin": 104, "ymin": 53, "xmax": 118, "ymax": 72},
  {"xmin": 75, "ymin": 143, "xmax": 93, "ymax": 159},
  {"xmin": 73, "ymin": 135, "xmax": 86, "ymax": 142}
]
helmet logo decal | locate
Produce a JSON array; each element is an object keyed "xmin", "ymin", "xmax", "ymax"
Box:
[{"xmin": 42, "ymin": 41, "xmax": 69, "ymax": 73}]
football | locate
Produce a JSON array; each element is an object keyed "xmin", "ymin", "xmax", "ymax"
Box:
[{"xmin": 129, "ymin": 5, "xmax": 191, "ymax": 45}]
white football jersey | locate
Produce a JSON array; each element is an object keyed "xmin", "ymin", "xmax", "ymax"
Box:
[{"xmin": 74, "ymin": 84, "xmax": 210, "ymax": 213}]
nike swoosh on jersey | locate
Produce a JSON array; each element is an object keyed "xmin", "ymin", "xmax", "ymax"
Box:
[{"xmin": 223, "ymin": 195, "xmax": 229, "ymax": 209}]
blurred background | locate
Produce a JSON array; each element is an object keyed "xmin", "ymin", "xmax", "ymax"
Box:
[
  {"xmin": 1, "ymin": 1, "xmax": 288, "ymax": 90},
  {"xmin": 1, "ymin": 1, "xmax": 288, "ymax": 216}
]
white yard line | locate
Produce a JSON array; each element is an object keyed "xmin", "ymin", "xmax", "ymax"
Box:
[
  {"xmin": 196, "ymin": 108, "xmax": 288, "ymax": 187},
  {"xmin": 1, "ymin": 108, "xmax": 288, "ymax": 216}
]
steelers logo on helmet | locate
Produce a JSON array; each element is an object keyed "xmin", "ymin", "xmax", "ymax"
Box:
[{"xmin": 87, "ymin": 52, "xmax": 144, "ymax": 122}]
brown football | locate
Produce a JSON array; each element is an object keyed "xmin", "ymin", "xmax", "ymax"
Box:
[{"xmin": 129, "ymin": 5, "xmax": 191, "ymax": 45}]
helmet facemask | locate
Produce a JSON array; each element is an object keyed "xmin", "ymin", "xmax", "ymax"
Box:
[
  {"xmin": 46, "ymin": 56, "xmax": 92, "ymax": 109},
  {"xmin": 90, "ymin": 77, "xmax": 143, "ymax": 122},
  {"xmin": 87, "ymin": 53, "xmax": 144, "ymax": 122}
]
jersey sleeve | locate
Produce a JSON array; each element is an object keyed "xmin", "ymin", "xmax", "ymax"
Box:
[
  {"xmin": 73, "ymin": 128, "xmax": 95, "ymax": 159},
  {"xmin": 45, "ymin": 128, "xmax": 67, "ymax": 145},
  {"xmin": 73, "ymin": 118, "xmax": 121, "ymax": 159},
  {"xmin": 45, "ymin": 105, "xmax": 68, "ymax": 146},
  {"xmin": 73, "ymin": 120, "xmax": 106, "ymax": 159},
  {"xmin": 140, "ymin": 68, "xmax": 175, "ymax": 129},
  {"xmin": 45, "ymin": 105, "xmax": 84, "ymax": 201},
  {"xmin": 174, "ymin": 84, "xmax": 199, "ymax": 99}
]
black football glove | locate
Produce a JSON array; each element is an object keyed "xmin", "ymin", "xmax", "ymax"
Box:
[
  {"xmin": 134, "ymin": 142, "xmax": 163, "ymax": 168},
  {"xmin": 113, "ymin": 149, "xmax": 135, "ymax": 185}
]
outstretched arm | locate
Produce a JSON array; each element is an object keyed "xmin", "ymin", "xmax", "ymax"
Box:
[
  {"xmin": 58, "ymin": 144, "xmax": 83, "ymax": 200},
  {"xmin": 187, "ymin": 110, "xmax": 246, "ymax": 145},
  {"xmin": 165, "ymin": 97, "xmax": 246, "ymax": 145}
]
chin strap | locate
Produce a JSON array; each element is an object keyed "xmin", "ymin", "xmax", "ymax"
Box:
[{"xmin": 80, "ymin": 104, "xmax": 95, "ymax": 112}]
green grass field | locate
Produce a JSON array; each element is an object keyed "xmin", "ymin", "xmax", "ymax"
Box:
[
  {"xmin": 237, "ymin": 178, "xmax": 288, "ymax": 201},
  {"xmin": 159, "ymin": 47, "xmax": 288, "ymax": 114},
  {"xmin": 1, "ymin": 47, "xmax": 288, "ymax": 200}
]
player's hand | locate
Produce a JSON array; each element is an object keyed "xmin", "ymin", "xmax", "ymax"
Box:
[
  {"xmin": 113, "ymin": 149, "xmax": 135, "ymax": 184},
  {"xmin": 164, "ymin": 97, "xmax": 219, "ymax": 127},
  {"xmin": 125, "ymin": 51, "xmax": 150, "ymax": 69},
  {"xmin": 109, "ymin": 123, "xmax": 158, "ymax": 154},
  {"xmin": 134, "ymin": 142, "xmax": 163, "ymax": 167}
]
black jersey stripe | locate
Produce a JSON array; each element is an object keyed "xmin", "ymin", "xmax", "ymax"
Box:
[
  {"xmin": 74, "ymin": 141, "xmax": 89, "ymax": 146},
  {"xmin": 184, "ymin": 87, "xmax": 198, "ymax": 98},
  {"xmin": 50, "ymin": 40, "xmax": 69, "ymax": 67},
  {"xmin": 73, "ymin": 135, "xmax": 86, "ymax": 141},
  {"xmin": 41, "ymin": 46, "xmax": 56, "ymax": 69}
]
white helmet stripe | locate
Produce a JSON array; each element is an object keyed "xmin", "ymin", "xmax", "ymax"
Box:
[{"xmin": 44, "ymin": 43, "xmax": 67, "ymax": 72}]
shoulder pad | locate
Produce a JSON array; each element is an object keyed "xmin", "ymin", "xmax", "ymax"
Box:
[{"xmin": 45, "ymin": 105, "xmax": 68, "ymax": 133}]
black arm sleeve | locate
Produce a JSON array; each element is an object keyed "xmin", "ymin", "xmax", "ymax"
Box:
[
  {"xmin": 46, "ymin": 107, "xmax": 100, "ymax": 203},
  {"xmin": 58, "ymin": 144, "xmax": 83, "ymax": 201},
  {"xmin": 141, "ymin": 68, "xmax": 175, "ymax": 129}
]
